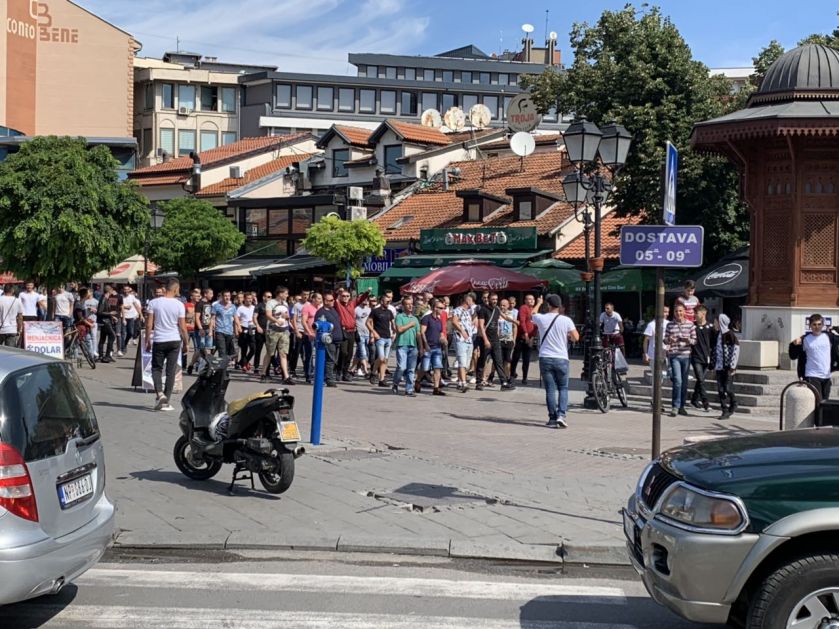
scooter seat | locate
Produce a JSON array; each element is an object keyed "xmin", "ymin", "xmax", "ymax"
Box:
[{"xmin": 228, "ymin": 392, "xmax": 274, "ymax": 417}]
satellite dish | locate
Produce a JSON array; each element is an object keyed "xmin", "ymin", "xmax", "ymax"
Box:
[
  {"xmin": 509, "ymin": 132, "xmax": 535, "ymax": 157},
  {"xmin": 443, "ymin": 107, "xmax": 466, "ymax": 131},
  {"xmin": 549, "ymin": 31, "xmax": 558, "ymax": 41},
  {"xmin": 522, "ymin": 23, "xmax": 535, "ymax": 34},
  {"xmin": 469, "ymin": 104, "xmax": 492, "ymax": 129},
  {"xmin": 420, "ymin": 108, "xmax": 442, "ymax": 128}
]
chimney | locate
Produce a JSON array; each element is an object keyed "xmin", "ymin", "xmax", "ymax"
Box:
[
  {"xmin": 546, "ymin": 37, "xmax": 557, "ymax": 66},
  {"xmin": 189, "ymin": 152, "xmax": 202, "ymax": 193},
  {"xmin": 521, "ymin": 36, "xmax": 533, "ymax": 63}
]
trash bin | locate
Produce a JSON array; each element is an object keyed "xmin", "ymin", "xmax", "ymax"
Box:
[{"xmin": 817, "ymin": 400, "xmax": 839, "ymax": 427}]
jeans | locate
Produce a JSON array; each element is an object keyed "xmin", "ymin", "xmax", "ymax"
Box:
[
  {"xmin": 393, "ymin": 345, "xmax": 418, "ymax": 393},
  {"xmin": 300, "ymin": 335, "xmax": 313, "ymax": 380},
  {"xmin": 355, "ymin": 334, "xmax": 370, "ymax": 362},
  {"xmin": 323, "ymin": 341, "xmax": 338, "ymax": 384},
  {"xmin": 152, "ymin": 340, "xmax": 181, "ymax": 400},
  {"xmin": 375, "ymin": 337, "xmax": 392, "ymax": 360},
  {"xmin": 215, "ymin": 333, "xmax": 235, "ymax": 366},
  {"xmin": 239, "ymin": 330, "xmax": 255, "ymax": 367},
  {"xmin": 540, "ymin": 357, "xmax": 570, "ymax": 420},
  {"xmin": 718, "ymin": 369, "xmax": 738, "ymax": 411},
  {"xmin": 337, "ymin": 333, "xmax": 355, "ymax": 378},
  {"xmin": 56, "ymin": 315, "xmax": 72, "ymax": 331},
  {"xmin": 511, "ymin": 337, "xmax": 532, "ymax": 381},
  {"xmin": 121, "ymin": 318, "xmax": 139, "ymax": 351},
  {"xmin": 669, "ymin": 355, "xmax": 691, "ymax": 409},
  {"xmin": 690, "ymin": 358, "xmax": 710, "ymax": 407}
]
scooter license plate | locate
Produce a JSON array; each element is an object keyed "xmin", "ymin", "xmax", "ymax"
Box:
[{"xmin": 279, "ymin": 421, "xmax": 301, "ymax": 442}]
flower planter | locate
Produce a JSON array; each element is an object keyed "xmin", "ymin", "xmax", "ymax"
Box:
[
  {"xmin": 580, "ymin": 271, "xmax": 594, "ymax": 282},
  {"xmin": 588, "ymin": 257, "xmax": 605, "ymax": 272}
]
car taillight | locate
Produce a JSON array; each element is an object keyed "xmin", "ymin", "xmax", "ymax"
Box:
[{"xmin": 0, "ymin": 443, "xmax": 38, "ymax": 522}]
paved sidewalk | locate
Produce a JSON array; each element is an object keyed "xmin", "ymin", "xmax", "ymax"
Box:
[{"xmin": 80, "ymin": 357, "xmax": 774, "ymax": 565}]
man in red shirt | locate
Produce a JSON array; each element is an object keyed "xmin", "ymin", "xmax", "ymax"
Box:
[
  {"xmin": 511, "ymin": 293, "xmax": 536, "ymax": 385},
  {"xmin": 334, "ymin": 287, "xmax": 371, "ymax": 381}
]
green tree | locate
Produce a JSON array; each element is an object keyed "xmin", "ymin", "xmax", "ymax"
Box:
[
  {"xmin": 302, "ymin": 215, "xmax": 385, "ymax": 281},
  {"xmin": 750, "ymin": 39, "xmax": 786, "ymax": 88},
  {"xmin": 147, "ymin": 197, "xmax": 245, "ymax": 279},
  {"xmin": 520, "ymin": 4, "xmax": 747, "ymax": 261},
  {"xmin": 0, "ymin": 136, "xmax": 150, "ymax": 286}
]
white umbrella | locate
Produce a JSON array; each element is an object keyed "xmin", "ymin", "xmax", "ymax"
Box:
[{"xmin": 91, "ymin": 255, "xmax": 158, "ymax": 284}]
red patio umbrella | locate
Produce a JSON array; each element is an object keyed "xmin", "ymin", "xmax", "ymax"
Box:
[{"xmin": 401, "ymin": 260, "xmax": 547, "ymax": 296}]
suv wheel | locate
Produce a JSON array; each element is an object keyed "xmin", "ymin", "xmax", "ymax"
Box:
[{"xmin": 747, "ymin": 553, "xmax": 839, "ymax": 629}]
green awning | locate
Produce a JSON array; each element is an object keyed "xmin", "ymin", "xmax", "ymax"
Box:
[
  {"xmin": 390, "ymin": 250, "xmax": 553, "ymax": 270},
  {"xmin": 520, "ymin": 266, "xmax": 582, "ymax": 291},
  {"xmin": 378, "ymin": 266, "xmax": 432, "ymax": 280}
]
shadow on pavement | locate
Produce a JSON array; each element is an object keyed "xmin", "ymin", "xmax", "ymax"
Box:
[
  {"xmin": 129, "ymin": 469, "xmax": 282, "ymax": 500},
  {"xmin": 519, "ymin": 594, "xmax": 720, "ymax": 628},
  {"xmin": 442, "ymin": 413, "xmax": 553, "ymax": 429},
  {"xmin": 0, "ymin": 584, "xmax": 78, "ymax": 628},
  {"xmin": 95, "ymin": 400, "xmax": 156, "ymax": 412}
]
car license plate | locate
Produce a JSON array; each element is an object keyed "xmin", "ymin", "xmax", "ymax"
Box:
[
  {"xmin": 279, "ymin": 421, "xmax": 301, "ymax": 443},
  {"xmin": 58, "ymin": 474, "xmax": 94, "ymax": 509}
]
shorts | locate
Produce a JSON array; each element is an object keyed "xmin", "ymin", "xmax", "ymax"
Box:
[
  {"xmin": 375, "ymin": 337, "xmax": 392, "ymax": 360},
  {"xmin": 277, "ymin": 331, "xmax": 290, "ymax": 355},
  {"xmin": 454, "ymin": 339, "xmax": 473, "ymax": 368},
  {"xmin": 355, "ymin": 335, "xmax": 370, "ymax": 361},
  {"xmin": 421, "ymin": 347, "xmax": 444, "ymax": 371},
  {"xmin": 191, "ymin": 330, "xmax": 209, "ymax": 351},
  {"xmin": 501, "ymin": 340, "xmax": 514, "ymax": 363}
]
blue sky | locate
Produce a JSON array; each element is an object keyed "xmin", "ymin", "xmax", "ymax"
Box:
[{"xmin": 77, "ymin": 0, "xmax": 838, "ymax": 73}]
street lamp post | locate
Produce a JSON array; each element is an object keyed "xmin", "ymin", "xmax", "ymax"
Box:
[
  {"xmin": 561, "ymin": 119, "xmax": 632, "ymax": 406},
  {"xmin": 143, "ymin": 206, "xmax": 164, "ymax": 303}
]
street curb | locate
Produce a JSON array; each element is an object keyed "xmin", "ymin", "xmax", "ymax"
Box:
[{"xmin": 560, "ymin": 542, "xmax": 632, "ymax": 567}]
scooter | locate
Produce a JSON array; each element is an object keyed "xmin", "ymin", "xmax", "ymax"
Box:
[{"xmin": 174, "ymin": 357, "xmax": 304, "ymax": 494}]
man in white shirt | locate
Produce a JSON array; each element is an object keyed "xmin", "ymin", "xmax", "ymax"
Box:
[
  {"xmin": 19, "ymin": 282, "xmax": 45, "ymax": 322},
  {"xmin": 642, "ymin": 306, "xmax": 671, "ymax": 409},
  {"xmin": 532, "ymin": 294, "xmax": 579, "ymax": 429},
  {"xmin": 54, "ymin": 286, "xmax": 73, "ymax": 330},
  {"xmin": 599, "ymin": 302, "xmax": 624, "ymax": 349},
  {"xmin": 145, "ymin": 279, "xmax": 188, "ymax": 411},
  {"xmin": 120, "ymin": 285, "xmax": 143, "ymax": 356},
  {"xmin": 0, "ymin": 285, "xmax": 23, "ymax": 347},
  {"xmin": 790, "ymin": 313, "xmax": 838, "ymax": 400}
]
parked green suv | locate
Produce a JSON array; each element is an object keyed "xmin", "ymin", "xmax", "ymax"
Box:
[{"xmin": 624, "ymin": 428, "xmax": 839, "ymax": 629}]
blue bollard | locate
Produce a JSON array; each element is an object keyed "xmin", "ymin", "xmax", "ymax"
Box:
[{"xmin": 310, "ymin": 319, "xmax": 333, "ymax": 446}]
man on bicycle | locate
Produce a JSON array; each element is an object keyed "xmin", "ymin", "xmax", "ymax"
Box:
[{"xmin": 599, "ymin": 302, "xmax": 624, "ymax": 349}]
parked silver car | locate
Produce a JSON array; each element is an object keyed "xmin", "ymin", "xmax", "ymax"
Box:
[{"xmin": 0, "ymin": 348, "xmax": 114, "ymax": 606}]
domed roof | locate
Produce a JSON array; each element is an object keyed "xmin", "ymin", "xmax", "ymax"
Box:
[{"xmin": 760, "ymin": 44, "xmax": 839, "ymax": 94}]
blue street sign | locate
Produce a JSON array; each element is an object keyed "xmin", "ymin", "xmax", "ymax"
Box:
[
  {"xmin": 619, "ymin": 225, "xmax": 704, "ymax": 268},
  {"xmin": 663, "ymin": 141, "xmax": 678, "ymax": 226}
]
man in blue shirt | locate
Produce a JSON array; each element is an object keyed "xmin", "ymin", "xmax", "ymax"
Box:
[
  {"xmin": 418, "ymin": 298, "xmax": 446, "ymax": 396},
  {"xmin": 209, "ymin": 290, "xmax": 241, "ymax": 367},
  {"xmin": 314, "ymin": 292, "xmax": 343, "ymax": 387}
]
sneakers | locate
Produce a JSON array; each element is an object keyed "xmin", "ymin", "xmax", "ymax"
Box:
[
  {"xmin": 117, "ymin": 351, "xmax": 124, "ymax": 358},
  {"xmin": 669, "ymin": 408, "xmax": 677, "ymax": 417},
  {"xmin": 187, "ymin": 365, "xmax": 194, "ymax": 376},
  {"xmin": 356, "ymin": 368, "xmax": 366, "ymax": 377},
  {"xmin": 691, "ymin": 400, "xmax": 703, "ymax": 410},
  {"xmin": 501, "ymin": 382, "xmax": 516, "ymax": 391},
  {"xmin": 432, "ymin": 388, "xmax": 446, "ymax": 396},
  {"xmin": 475, "ymin": 383, "xmax": 484, "ymax": 391},
  {"xmin": 378, "ymin": 380, "xmax": 389, "ymax": 387},
  {"xmin": 406, "ymin": 390, "xmax": 416, "ymax": 397},
  {"xmin": 468, "ymin": 376, "xmax": 477, "ymax": 384},
  {"xmin": 283, "ymin": 377, "xmax": 296, "ymax": 385},
  {"xmin": 678, "ymin": 408, "xmax": 689, "ymax": 417},
  {"xmin": 557, "ymin": 416, "xmax": 568, "ymax": 428},
  {"xmin": 161, "ymin": 403, "xmax": 175, "ymax": 412},
  {"xmin": 154, "ymin": 395, "xmax": 168, "ymax": 411},
  {"xmin": 546, "ymin": 419, "xmax": 559, "ymax": 429},
  {"xmin": 458, "ymin": 383, "xmax": 468, "ymax": 393},
  {"xmin": 719, "ymin": 411, "xmax": 732, "ymax": 420}
]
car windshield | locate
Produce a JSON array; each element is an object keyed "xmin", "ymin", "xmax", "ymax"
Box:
[{"xmin": 0, "ymin": 363, "xmax": 99, "ymax": 462}]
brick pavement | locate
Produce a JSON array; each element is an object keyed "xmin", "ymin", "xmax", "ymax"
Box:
[{"xmin": 79, "ymin": 356, "xmax": 774, "ymax": 564}]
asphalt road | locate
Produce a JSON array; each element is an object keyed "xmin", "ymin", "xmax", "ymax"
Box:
[{"xmin": 1, "ymin": 550, "xmax": 722, "ymax": 629}]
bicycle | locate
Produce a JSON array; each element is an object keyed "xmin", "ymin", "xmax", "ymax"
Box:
[
  {"xmin": 64, "ymin": 325, "xmax": 96, "ymax": 369},
  {"xmin": 590, "ymin": 343, "xmax": 628, "ymax": 413}
]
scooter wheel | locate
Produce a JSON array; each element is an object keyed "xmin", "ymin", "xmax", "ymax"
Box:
[
  {"xmin": 173, "ymin": 435, "xmax": 222, "ymax": 480},
  {"xmin": 259, "ymin": 451, "xmax": 294, "ymax": 494}
]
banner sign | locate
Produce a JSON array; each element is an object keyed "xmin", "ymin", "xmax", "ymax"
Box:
[
  {"xmin": 363, "ymin": 248, "xmax": 408, "ymax": 274},
  {"xmin": 420, "ymin": 227, "xmax": 537, "ymax": 252},
  {"xmin": 23, "ymin": 321, "xmax": 64, "ymax": 359},
  {"xmin": 663, "ymin": 141, "xmax": 678, "ymax": 226},
  {"xmin": 141, "ymin": 348, "xmax": 183, "ymax": 394}
]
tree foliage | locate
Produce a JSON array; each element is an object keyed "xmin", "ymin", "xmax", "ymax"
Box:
[
  {"xmin": 520, "ymin": 4, "xmax": 747, "ymax": 261},
  {"xmin": 302, "ymin": 216, "xmax": 385, "ymax": 279},
  {"xmin": 148, "ymin": 197, "xmax": 245, "ymax": 278},
  {"xmin": 0, "ymin": 136, "xmax": 150, "ymax": 287}
]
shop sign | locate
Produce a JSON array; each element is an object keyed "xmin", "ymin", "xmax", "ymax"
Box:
[
  {"xmin": 420, "ymin": 227, "xmax": 537, "ymax": 252},
  {"xmin": 7, "ymin": 3, "xmax": 80, "ymax": 44},
  {"xmin": 506, "ymin": 94, "xmax": 542, "ymax": 133},
  {"xmin": 363, "ymin": 248, "xmax": 407, "ymax": 274},
  {"xmin": 23, "ymin": 321, "xmax": 64, "ymax": 359},
  {"xmin": 702, "ymin": 263, "xmax": 742, "ymax": 288}
]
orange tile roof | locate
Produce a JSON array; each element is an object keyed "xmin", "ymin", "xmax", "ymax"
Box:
[
  {"xmin": 386, "ymin": 119, "xmax": 450, "ymax": 146},
  {"xmin": 130, "ymin": 133, "xmax": 312, "ymax": 177},
  {"xmin": 131, "ymin": 174, "xmax": 188, "ymax": 187},
  {"xmin": 195, "ymin": 154, "xmax": 312, "ymax": 198},
  {"xmin": 373, "ymin": 151, "xmax": 576, "ymax": 241},
  {"xmin": 334, "ymin": 126, "xmax": 374, "ymax": 147},
  {"xmin": 556, "ymin": 213, "xmax": 644, "ymax": 260}
]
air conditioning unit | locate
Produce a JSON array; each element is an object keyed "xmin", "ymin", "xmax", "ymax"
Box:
[
  {"xmin": 156, "ymin": 148, "xmax": 165, "ymax": 157},
  {"xmin": 348, "ymin": 186, "xmax": 364, "ymax": 201},
  {"xmin": 177, "ymin": 106, "xmax": 192, "ymax": 115},
  {"xmin": 349, "ymin": 206, "xmax": 368, "ymax": 221},
  {"xmin": 230, "ymin": 166, "xmax": 243, "ymax": 179}
]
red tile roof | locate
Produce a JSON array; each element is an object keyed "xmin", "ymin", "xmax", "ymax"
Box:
[
  {"xmin": 373, "ymin": 151, "xmax": 576, "ymax": 241},
  {"xmin": 129, "ymin": 133, "xmax": 312, "ymax": 177},
  {"xmin": 334, "ymin": 126, "xmax": 374, "ymax": 147},
  {"xmin": 556, "ymin": 213, "xmax": 644, "ymax": 260},
  {"xmin": 195, "ymin": 154, "xmax": 312, "ymax": 198},
  {"xmin": 385, "ymin": 119, "xmax": 450, "ymax": 146},
  {"xmin": 131, "ymin": 174, "xmax": 188, "ymax": 187}
]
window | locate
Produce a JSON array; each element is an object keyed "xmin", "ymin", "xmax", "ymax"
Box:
[
  {"xmin": 359, "ymin": 89, "xmax": 376, "ymax": 113},
  {"xmin": 222, "ymin": 131, "xmax": 237, "ymax": 145},
  {"xmin": 178, "ymin": 84, "xmax": 196, "ymax": 110},
  {"xmin": 142, "ymin": 128, "xmax": 152, "ymax": 157},
  {"xmin": 384, "ymin": 145, "xmax": 401, "ymax": 174},
  {"xmin": 276, "ymin": 84, "xmax": 292, "ymax": 108},
  {"xmin": 296, "ymin": 85, "xmax": 313, "ymax": 109},
  {"xmin": 442, "ymin": 70, "xmax": 454, "ymax": 83},
  {"xmin": 509, "ymin": 74, "xmax": 517, "ymax": 86},
  {"xmin": 498, "ymin": 73, "xmax": 509, "ymax": 85},
  {"xmin": 543, "ymin": 105, "xmax": 558, "ymax": 121},
  {"xmin": 518, "ymin": 200, "xmax": 533, "ymax": 221},
  {"xmin": 200, "ymin": 86, "xmax": 218, "ymax": 111},
  {"xmin": 244, "ymin": 209, "xmax": 267, "ymax": 237},
  {"xmin": 178, "ymin": 129, "xmax": 196, "ymax": 156},
  {"xmin": 160, "ymin": 128, "xmax": 174, "ymax": 155},
  {"xmin": 483, "ymin": 95, "xmax": 498, "ymax": 119},
  {"xmin": 401, "ymin": 91, "xmax": 417, "ymax": 115},
  {"xmin": 317, "ymin": 86, "xmax": 334, "ymax": 111},
  {"xmin": 269, "ymin": 209, "xmax": 290, "ymax": 235},
  {"xmin": 333, "ymin": 149, "xmax": 349, "ymax": 177},
  {"xmin": 421, "ymin": 92, "xmax": 438, "ymax": 111},
  {"xmin": 404, "ymin": 67, "xmax": 416, "ymax": 80},
  {"xmin": 385, "ymin": 66, "xmax": 397, "ymax": 79},
  {"xmin": 161, "ymin": 83, "xmax": 174, "ymax": 109},
  {"xmin": 366, "ymin": 65, "xmax": 378, "ymax": 78},
  {"xmin": 221, "ymin": 87, "xmax": 236, "ymax": 112},
  {"xmin": 462, "ymin": 94, "xmax": 478, "ymax": 111},
  {"xmin": 442, "ymin": 93, "xmax": 457, "ymax": 111},
  {"xmin": 291, "ymin": 209, "xmax": 312, "ymax": 233},
  {"xmin": 423, "ymin": 68, "xmax": 435, "ymax": 81},
  {"xmin": 200, "ymin": 130, "xmax": 218, "ymax": 151},
  {"xmin": 479, "ymin": 72, "xmax": 490, "ymax": 84},
  {"xmin": 462, "ymin": 71, "xmax": 472, "ymax": 84},
  {"xmin": 144, "ymin": 84, "xmax": 154, "ymax": 109},
  {"xmin": 503, "ymin": 96, "xmax": 512, "ymax": 119},
  {"xmin": 315, "ymin": 205, "xmax": 337, "ymax": 222},
  {"xmin": 467, "ymin": 202, "xmax": 480, "ymax": 222},
  {"xmin": 380, "ymin": 90, "xmax": 397, "ymax": 114},
  {"xmin": 338, "ymin": 88, "xmax": 355, "ymax": 112}
]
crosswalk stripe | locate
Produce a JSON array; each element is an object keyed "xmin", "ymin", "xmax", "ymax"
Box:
[
  {"xmin": 75, "ymin": 568, "xmax": 627, "ymax": 603},
  {"xmin": 3, "ymin": 605, "xmax": 640, "ymax": 629}
]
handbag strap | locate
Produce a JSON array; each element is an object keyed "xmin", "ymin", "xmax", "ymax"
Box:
[{"xmin": 541, "ymin": 313, "xmax": 562, "ymax": 343}]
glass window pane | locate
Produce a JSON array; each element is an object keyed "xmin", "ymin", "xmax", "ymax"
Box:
[
  {"xmin": 442, "ymin": 70, "xmax": 454, "ymax": 83},
  {"xmin": 462, "ymin": 71, "xmax": 472, "ymax": 84},
  {"xmin": 200, "ymin": 130, "xmax": 217, "ymax": 151},
  {"xmin": 315, "ymin": 205, "xmax": 336, "ymax": 222},
  {"xmin": 503, "ymin": 96, "xmax": 512, "ymax": 119},
  {"xmin": 404, "ymin": 67, "xmax": 416, "ymax": 80},
  {"xmin": 479, "ymin": 72, "xmax": 490, "ymax": 84},
  {"xmin": 200, "ymin": 85, "xmax": 218, "ymax": 111},
  {"xmin": 421, "ymin": 92, "xmax": 438, "ymax": 111},
  {"xmin": 221, "ymin": 87, "xmax": 236, "ymax": 112},
  {"xmin": 245, "ymin": 209, "xmax": 267, "ymax": 237},
  {"xmin": 333, "ymin": 149, "xmax": 349, "ymax": 177},
  {"xmin": 384, "ymin": 145, "xmax": 401, "ymax": 174},
  {"xmin": 498, "ymin": 73, "xmax": 509, "ymax": 85},
  {"xmin": 462, "ymin": 94, "xmax": 478, "ymax": 111},
  {"xmin": 442, "ymin": 93, "xmax": 456, "ymax": 111},
  {"xmin": 509, "ymin": 74, "xmax": 517, "ymax": 86},
  {"xmin": 178, "ymin": 129, "xmax": 196, "ymax": 156},
  {"xmin": 518, "ymin": 201, "xmax": 532, "ymax": 221},
  {"xmin": 366, "ymin": 65, "xmax": 378, "ymax": 78},
  {"xmin": 381, "ymin": 90, "xmax": 396, "ymax": 114},
  {"xmin": 385, "ymin": 66, "xmax": 396, "ymax": 79},
  {"xmin": 317, "ymin": 86, "xmax": 334, "ymax": 111},
  {"xmin": 144, "ymin": 84, "xmax": 154, "ymax": 109},
  {"xmin": 338, "ymin": 88, "xmax": 355, "ymax": 112},
  {"xmin": 276, "ymin": 84, "xmax": 291, "ymax": 108},
  {"xmin": 467, "ymin": 203, "xmax": 480, "ymax": 222},
  {"xmin": 222, "ymin": 131, "xmax": 237, "ymax": 145},
  {"xmin": 161, "ymin": 83, "xmax": 174, "ymax": 109},
  {"xmin": 160, "ymin": 128, "xmax": 174, "ymax": 154},
  {"xmin": 423, "ymin": 69, "xmax": 435, "ymax": 81},
  {"xmin": 142, "ymin": 128, "xmax": 152, "ymax": 157},
  {"xmin": 291, "ymin": 209, "xmax": 312, "ymax": 233},
  {"xmin": 178, "ymin": 84, "xmax": 196, "ymax": 109},
  {"xmin": 296, "ymin": 85, "xmax": 313, "ymax": 109},
  {"xmin": 401, "ymin": 91, "xmax": 417, "ymax": 115},
  {"xmin": 268, "ymin": 209, "xmax": 290, "ymax": 235},
  {"xmin": 483, "ymin": 95, "xmax": 498, "ymax": 119},
  {"xmin": 360, "ymin": 89, "xmax": 376, "ymax": 113}
]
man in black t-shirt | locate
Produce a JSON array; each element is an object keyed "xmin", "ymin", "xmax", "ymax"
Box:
[
  {"xmin": 477, "ymin": 292, "xmax": 515, "ymax": 391},
  {"xmin": 253, "ymin": 290, "xmax": 270, "ymax": 371},
  {"xmin": 367, "ymin": 293, "xmax": 395, "ymax": 387},
  {"xmin": 97, "ymin": 284, "xmax": 122, "ymax": 362}
]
